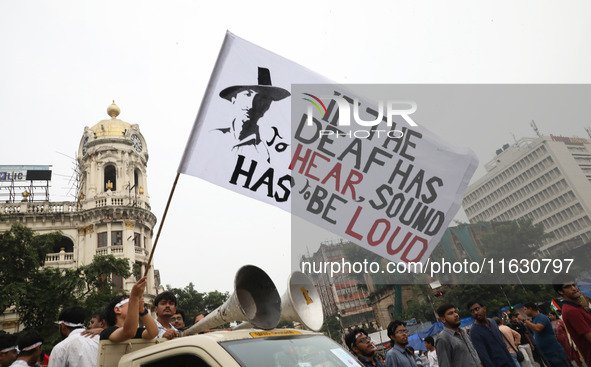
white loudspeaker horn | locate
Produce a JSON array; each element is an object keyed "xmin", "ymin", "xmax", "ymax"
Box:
[
  {"xmin": 281, "ymin": 271, "xmax": 324, "ymax": 331},
  {"xmin": 234, "ymin": 271, "xmax": 324, "ymax": 331},
  {"xmin": 183, "ymin": 265, "xmax": 281, "ymax": 336}
]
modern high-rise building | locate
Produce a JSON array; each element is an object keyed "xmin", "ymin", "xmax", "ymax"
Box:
[
  {"xmin": 462, "ymin": 134, "xmax": 591, "ymax": 255},
  {"xmin": 0, "ymin": 102, "xmax": 159, "ymax": 333}
]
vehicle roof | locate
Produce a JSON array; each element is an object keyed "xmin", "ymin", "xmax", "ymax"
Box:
[
  {"xmin": 101, "ymin": 329, "xmax": 323, "ymax": 367},
  {"xmin": 182, "ymin": 328, "xmax": 321, "ymax": 342}
]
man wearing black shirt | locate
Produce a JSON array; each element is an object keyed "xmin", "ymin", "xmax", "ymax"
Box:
[
  {"xmin": 100, "ymin": 276, "xmax": 158, "ymax": 342},
  {"xmin": 509, "ymin": 313, "xmax": 534, "ymax": 367}
]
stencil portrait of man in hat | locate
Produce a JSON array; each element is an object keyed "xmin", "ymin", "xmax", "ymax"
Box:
[{"xmin": 215, "ymin": 67, "xmax": 290, "ymax": 161}]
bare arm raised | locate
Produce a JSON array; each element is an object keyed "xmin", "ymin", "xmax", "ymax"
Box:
[{"xmin": 108, "ymin": 276, "xmax": 154, "ymax": 342}]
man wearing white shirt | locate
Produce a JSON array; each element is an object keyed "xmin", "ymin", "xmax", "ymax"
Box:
[
  {"xmin": 153, "ymin": 291, "xmax": 178, "ymax": 339},
  {"xmin": 48, "ymin": 306, "xmax": 98, "ymax": 367}
]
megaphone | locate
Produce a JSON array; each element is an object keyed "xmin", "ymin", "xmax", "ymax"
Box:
[
  {"xmin": 183, "ymin": 265, "xmax": 281, "ymax": 336},
  {"xmin": 281, "ymin": 271, "xmax": 324, "ymax": 331},
  {"xmin": 235, "ymin": 271, "xmax": 324, "ymax": 331}
]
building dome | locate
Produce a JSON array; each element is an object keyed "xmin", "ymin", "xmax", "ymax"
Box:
[{"xmin": 90, "ymin": 101, "xmax": 131, "ymax": 137}]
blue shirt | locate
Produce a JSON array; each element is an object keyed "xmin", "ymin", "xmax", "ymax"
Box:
[
  {"xmin": 530, "ymin": 313, "xmax": 564, "ymax": 353},
  {"xmin": 469, "ymin": 318, "xmax": 515, "ymax": 367},
  {"xmin": 357, "ymin": 355, "xmax": 387, "ymax": 367},
  {"xmin": 385, "ymin": 345, "xmax": 417, "ymax": 367}
]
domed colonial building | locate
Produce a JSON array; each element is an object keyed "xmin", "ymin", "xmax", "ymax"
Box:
[{"xmin": 0, "ymin": 102, "xmax": 159, "ymax": 333}]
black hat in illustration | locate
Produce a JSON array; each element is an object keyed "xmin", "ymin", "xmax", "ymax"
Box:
[{"xmin": 219, "ymin": 67, "xmax": 291, "ymax": 102}]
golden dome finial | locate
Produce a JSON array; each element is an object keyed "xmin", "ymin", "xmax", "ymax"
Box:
[{"xmin": 107, "ymin": 100, "xmax": 120, "ymax": 119}]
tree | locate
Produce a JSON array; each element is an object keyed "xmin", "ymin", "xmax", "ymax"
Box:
[
  {"xmin": 321, "ymin": 314, "xmax": 343, "ymax": 342},
  {"xmin": 166, "ymin": 284, "xmax": 229, "ymax": 325},
  {"xmin": 79, "ymin": 254, "xmax": 132, "ymax": 313},
  {"xmin": 0, "ymin": 223, "xmax": 60, "ymax": 312},
  {"xmin": 202, "ymin": 290, "xmax": 230, "ymax": 314},
  {"xmin": 480, "ymin": 218, "xmax": 549, "ymax": 259},
  {"xmin": 401, "ymin": 285, "xmax": 437, "ymax": 322},
  {"xmin": 0, "ymin": 224, "xmax": 133, "ymax": 350}
]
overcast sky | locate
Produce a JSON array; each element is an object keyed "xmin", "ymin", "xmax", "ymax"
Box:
[{"xmin": 1, "ymin": 1, "xmax": 590, "ymax": 294}]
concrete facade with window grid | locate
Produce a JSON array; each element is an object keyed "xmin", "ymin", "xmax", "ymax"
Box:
[{"xmin": 462, "ymin": 135, "xmax": 591, "ymax": 255}]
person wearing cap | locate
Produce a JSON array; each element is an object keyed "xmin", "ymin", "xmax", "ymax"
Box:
[
  {"xmin": 47, "ymin": 305, "xmax": 98, "ymax": 367},
  {"xmin": 0, "ymin": 334, "xmax": 18, "ymax": 367},
  {"xmin": 215, "ymin": 67, "xmax": 291, "ymax": 162},
  {"xmin": 9, "ymin": 329, "xmax": 42, "ymax": 367},
  {"xmin": 99, "ymin": 276, "xmax": 158, "ymax": 342},
  {"xmin": 345, "ymin": 328, "xmax": 385, "ymax": 367}
]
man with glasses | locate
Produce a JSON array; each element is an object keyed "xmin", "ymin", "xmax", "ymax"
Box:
[
  {"xmin": 553, "ymin": 280, "xmax": 591, "ymax": 364},
  {"xmin": 467, "ymin": 300, "xmax": 515, "ymax": 367},
  {"xmin": 385, "ymin": 320, "xmax": 416, "ymax": 367},
  {"xmin": 171, "ymin": 310, "xmax": 187, "ymax": 336},
  {"xmin": 435, "ymin": 303, "xmax": 480, "ymax": 367},
  {"xmin": 345, "ymin": 328, "xmax": 385, "ymax": 367}
]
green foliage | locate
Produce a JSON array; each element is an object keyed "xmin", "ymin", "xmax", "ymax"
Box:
[
  {"xmin": 202, "ymin": 290, "xmax": 230, "ymax": 313},
  {"xmin": 321, "ymin": 315, "xmax": 343, "ymax": 342},
  {"xmin": 480, "ymin": 218, "xmax": 549, "ymax": 259},
  {"xmin": 394, "ymin": 282, "xmax": 558, "ymax": 323},
  {"xmin": 18, "ymin": 267, "xmax": 84, "ymax": 348},
  {"xmin": 276, "ymin": 320, "xmax": 294, "ymax": 328},
  {"xmin": 401, "ymin": 285, "xmax": 437, "ymax": 322},
  {"xmin": 79, "ymin": 255, "xmax": 132, "ymax": 313},
  {"xmin": 0, "ymin": 224, "xmax": 60, "ymax": 311},
  {"xmin": 0, "ymin": 224, "xmax": 133, "ymax": 351},
  {"xmin": 166, "ymin": 283, "xmax": 229, "ymax": 325}
]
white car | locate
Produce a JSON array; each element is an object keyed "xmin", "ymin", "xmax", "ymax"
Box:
[{"xmin": 99, "ymin": 329, "xmax": 362, "ymax": 367}]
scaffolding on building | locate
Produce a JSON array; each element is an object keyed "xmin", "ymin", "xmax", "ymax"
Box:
[{"xmin": 0, "ymin": 165, "xmax": 52, "ymax": 203}]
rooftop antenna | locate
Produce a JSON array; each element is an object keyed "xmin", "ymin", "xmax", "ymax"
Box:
[
  {"xmin": 511, "ymin": 132, "xmax": 518, "ymax": 144},
  {"xmin": 530, "ymin": 120, "xmax": 542, "ymax": 137},
  {"xmin": 585, "ymin": 126, "xmax": 591, "ymax": 140}
]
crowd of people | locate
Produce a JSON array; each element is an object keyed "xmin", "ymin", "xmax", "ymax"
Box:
[
  {"xmin": 2, "ymin": 276, "xmax": 590, "ymax": 367},
  {"xmin": 345, "ymin": 279, "xmax": 591, "ymax": 367},
  {"xmin": 0, "ymin": 276, "xmax": 207, "ymax": 367}
]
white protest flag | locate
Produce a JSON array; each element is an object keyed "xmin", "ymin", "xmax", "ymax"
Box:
[
  {"xmin": 178, "ymin": 31, "xmax": 330, "ymax": 211},
  {"xmin": 179, "ymin": 32, "xmax": 479, "ymax": 265},
  {"xmin": 289, "ymin": 84, "xmax": 478, "ymax": 264}
]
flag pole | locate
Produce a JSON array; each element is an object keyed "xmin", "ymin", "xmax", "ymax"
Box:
[{"xmin": 143, "ymin": 172, "xmax": 180, "ymax": 277}]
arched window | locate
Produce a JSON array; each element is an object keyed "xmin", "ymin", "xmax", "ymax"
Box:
[
  {"xmin": 52, "ymin": 236, "xmax": 74, "ymax": 253},
  {"xmin": 104, "ymin": 165, "xmax": 117, "ymax": 191},
  {"xmin": 134, "ymin": 169, "xmax": 141, "ymax": 194}
]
